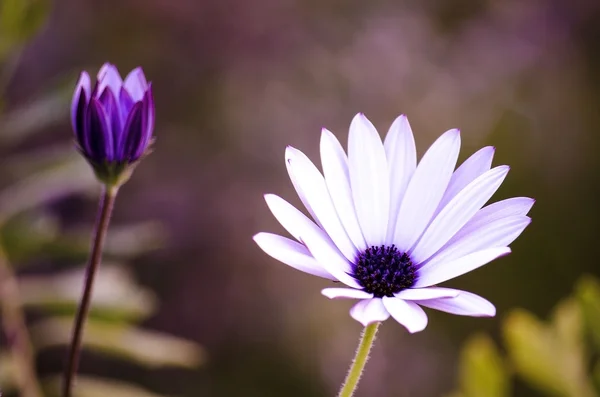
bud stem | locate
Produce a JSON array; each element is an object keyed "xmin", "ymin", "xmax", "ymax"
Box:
[
  {"xmin": 337, "ymin": 322, "xmax": 380, "ymax": 397},
  {"xmin": 63, "ymin": 185, "xmax": 118, "ymax": 397}
]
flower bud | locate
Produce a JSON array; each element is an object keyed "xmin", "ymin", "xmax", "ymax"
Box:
[{"xmin": 71, "ymin": 63, "xmax": 155, "ymax": 187}]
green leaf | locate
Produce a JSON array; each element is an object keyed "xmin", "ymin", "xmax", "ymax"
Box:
[
  {"xmin": 18, "ymin": 265, "xmax": 157, "ymax": 322},
  {"xmin": 503, "ymin": 301, "xmax": 596, "ymax": 397},
  {"xmin": 575, "ymin": 275, "xmax": 600, "ymax": 351},
  {"xmin": 0, "ymin": 0, "xmax": 50, "ymax": 44},
  {"xmin": 456, "ymin": 333, "xmax": 510, "ymax": 397},
  {"xmin": 31, "ymin": 317, "xmax": 205, "ymax": 369},
  {"xmin": 42, "ymin": 376, "xmax": 168, "ymax": 397}
]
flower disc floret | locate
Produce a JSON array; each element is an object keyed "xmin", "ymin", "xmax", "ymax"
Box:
[{"xmin": 354, "ymin": 245, "xmax": 416, "ymax": 298}]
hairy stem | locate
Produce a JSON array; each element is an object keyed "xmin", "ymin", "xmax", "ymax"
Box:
[{"xmin": 337, "ymin": 322, "xmax": 380, "ymax": 397}]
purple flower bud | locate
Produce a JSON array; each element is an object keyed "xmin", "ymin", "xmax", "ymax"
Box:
[{"xmin": 71, "ymin": 63, "xmax": 155, "ymax": 186}]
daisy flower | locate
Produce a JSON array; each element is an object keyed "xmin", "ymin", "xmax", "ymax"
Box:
[{"xmin": 254, "ymin": 113, "xmax": 532, "ymax": 333}]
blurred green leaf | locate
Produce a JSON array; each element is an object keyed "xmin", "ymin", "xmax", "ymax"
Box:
[
  {"xmin": 575, "ymin": 276, "xmax": 600, "ymax": 351},
  {"xmin": 0, "ymin": 0, "xmax": 50, "ymax": 58},
  {"xmin": 18, "ymin": 265, "xmax": 157, "ymax": 322},
  {"xmin": 593, "ymin": 361, "xmax": 600, "ymax": 396},
  {"xmin": 454, "ymin": 333, "xmax": 510, "ymax": 397},
  {"xmin": 43, "ymin": 376, "xmax": 167, "ymax": 397},
  {"xmin": 503, "ymin": 300, "xmax": 596, "ymax": 397},
  {"xmin": 0, "ymin": 351, "xmax": 16, "ymax": 392},
  {"xmin": 0, "ymin": 158, "xmax": 97, "ymax": 225},
  {"xmin": 2, "ymin": 212, "xmax": 165, "ymax": 264},
  {"xmin": 31, "ymin": 317, "xmax": 205, "ymax": 369}
]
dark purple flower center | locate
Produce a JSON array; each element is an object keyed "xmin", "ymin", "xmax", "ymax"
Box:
[{"xmin": 354, "ymin": 245, "xmax": 416, "ymax": 298}]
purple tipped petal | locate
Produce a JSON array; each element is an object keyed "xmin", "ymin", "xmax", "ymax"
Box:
[
  {"xmin": 96, "ymin": 63, "xmax": 123, "ymax": 98},
  {"xmin": 71, "ymin": 72, "xmax": 91, "ymax": 137},
  {"xmin": 119, "ymin": 87, "xmax": 135, "ymax": 123},
  {"xmin": 135, "ymin": 84, "xmax": 154, "ymax": 159},
  {"xmin": 124, "ymin": 67, "xmax": 148, "ymax": 101},
  {"xmin": 99, "ymin": 89, "xmax": 122, "ymax": 155},
  {"xmin": 85, "ymin": 98, "xmax": 114, "ymax": 162},
  {"xmin": 121, "ymin": 101, "xmax": 145, "ymax": 161}
]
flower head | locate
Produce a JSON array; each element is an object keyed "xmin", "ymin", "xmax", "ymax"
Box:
[
  {"xmin": 254, "ymin": 113, "xmax": 533, "ymax": 333},
  {"xmin": 71, "ymin": 63, "xmax": 155, "ymax": 187}
]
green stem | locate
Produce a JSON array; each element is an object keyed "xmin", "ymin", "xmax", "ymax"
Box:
[
  {"xmin": 337, "ymin": 322, "xmax": 381, "ymax": 397},
  {"xmin": 63, "ymin": 185, "xmax": 118, "ymax": 397}
]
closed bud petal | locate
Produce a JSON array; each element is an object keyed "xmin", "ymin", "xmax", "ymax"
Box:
[{"xmin": 71, "ymin": 63, "xmax": 155, "ymax": 187}]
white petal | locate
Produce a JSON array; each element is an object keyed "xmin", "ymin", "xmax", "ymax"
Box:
[
  {"xmin": 414, "ymin": 290, "xmax": 496, "ymax": 317},
  {"xmin": 395, "ymin": 287, "xmax": 459, "ymax": 300},
  {"xmin": 96, "ymin": 63, "xmax": 123, "ymax": 97},
  {"xmin": 424, "ymin": 216, "xmax": 530, "ymax": 268},
  {"xmin": 384, "ymin": 115, "xmax": 417, "ymax": 242},
  {"xmin": 285, "ymin": 150, "xmax": 322, "ymax": 229},
  {"xmin": 124, "ymin": 67, "xmax": 148, "ymax": 101},
  {"xmin": 436, "ymin": 146, "xmax": 495, "ymax": 214},
  {"xmin": 415, "ymin": 247, "xmax": 511, "ymax": 288},
  {"xmin": 382, "ymin": 297, "xmax": 428, "ymax": 333},
  {"xmin": 253, "ymin": 233, "xmax": 334, "ymax": 280},
  {"xmin": 411, "ymin": 166, "xmax": 510, "ymax": 263},
  {"xmin": 349, "ymin": 298, "xmax": 390, "ymax": 326},
  {"xmin": 320, "ymin": 129, "xmax": 367, "ymax": 251},
  {"xmin": 264, "ymin": 194, "xmax": 361, "ymax": 288},
  {"xmin": 470, "ymin": 197, "xmax": 535, "ymax": 226},
  {"xmin": 393, "ymin": 129, "xmax": 461, "ymax": 251},
  {"xmin": 322, "ymin": 288, "xmax": 373, "ymax": 300},
  {"xmin": 264, "ymin": 194, "xmax": 313, "ymax": 242},
  {"xmin": 348, "ymin": 114, "xmax": 390, "ymax": 246},
  {"xmin": 286, "ymin": 147, "xmax": 358, "ymax": 261}
]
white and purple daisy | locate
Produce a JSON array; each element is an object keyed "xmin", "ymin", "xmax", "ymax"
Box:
[{"xmin": 254, "ymin": 113, "xmax": 533, "ymax": 333}]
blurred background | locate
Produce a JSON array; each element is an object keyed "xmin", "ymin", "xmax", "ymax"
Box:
[{"xmin": 1, "ymin": 0, "xmax": 600, "ymax": 396}]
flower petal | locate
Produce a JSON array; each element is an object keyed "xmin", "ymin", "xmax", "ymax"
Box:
[
  {"xmin": 423, "ymin": 216, "xmax": 530, "ymax": 268},
  {"xmin": 71, "ymin": 72, "xmax": 91, "ymax": 142},
  {"xmin": 414, "ymin": 290, "xmax": 496, "ymax": 317},
  {"xmin": 96, "ymin": 63, "xmax": 123, "ymax": 98},
  {"xmin": 348, "ymin": 113, "xmax": 390, "ymax": 246},
  {"xmin": 253, "ymin": 232, "xmax": 334, "ymax": 280},
  {"xmin": 469, "ymin": 197, "xmax": 535, "ymax": 226},
  {"xmin": 411, "ymin": 166, "xmax": 510, "ymax": 263},
  {"xmin": 322, "ymin": 288, "xmax": 373, "ymax": 299},
  {"xmin": 436, "ymin": 146, "xmax": 495, "ymax": 214},
  {"xmin": 320, "ymin": 128, "xmax": 366, "ymax": 251},
  {"xmin": 382, "ymin": 297, "xmax": 428, "ymax": 333},
  {"xmin": 395, "ymin": 287, "xmax": 459, "ymax": 300},
  {"xmin": 85, "ymin": 98, "xmax": 113, "ymax": 162},
  {"xmin": 124, "ymin": 67, "xmax": 148, "ymax": 101},
  {"xmin": 121, "ymin": 102, "xmax": 145, "ymax": 161},
  {"xmin": 393, "ymin": 129, "xmax": 461, "ymax": 251},
  {"xmin": 349, "ymin": 298, "xmax": 390, "ymax": 326},
  {"xmin": 383, "ymin": 115, "xmax": 417, "ymax": 242},
  {"xmin": 286, "ymin": 147, "xmax": 358, "ymax": 261},
  {"xmin": 414, "ymin": 247, "xmax": 511, "ymax": 288},
  {"xmin": 99, "ymin": 88, "xmax": 123, "ymax": 156},
  {"xmin": 264, "ymin": 194, "xmax": 361, "ymax": 288}
]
